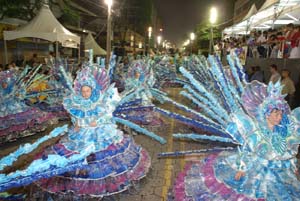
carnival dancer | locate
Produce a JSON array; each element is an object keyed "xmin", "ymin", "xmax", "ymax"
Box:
[
  {"xmin": 0, "ymin": 66, "xmax": 58, "ymax": 143},
  {"xmin": 121, "ymin": 59, "xmax": 164, "ymax": 126},
  {"xmin": 0, "ymin": 63, "xmax": 165, "ymax": 199},
  {"xmin": 156, "ymin": 55, "xmax": 300, "ymax": 200}
]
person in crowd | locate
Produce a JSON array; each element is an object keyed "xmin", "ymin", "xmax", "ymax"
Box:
[
  {"xmin": 267, "ymin": 29, "xmax": 278, "ymax": 58},
  {"xmin": 289, "ymin": 26, "xmax": 300, "ymax": 58},
  {"xmin": 281, "ymin": 69, "xmax": 296, "ymax": 106},
  {"xmin": 250, "ymin": 66, "xmax": 264, "ymax": 82},
  {"xmin": 28, "ymin": 53, "xmax": 39, "ymax": 66},
  {"xmin": 284, "ymin": 23, "xmax": 294, "ymax": 58},
  {"xmin": 276, "ymin": 31, "xmax": 285, "ymax": 58},
  {"xmin": 256, "ymin": 31, "xmax": 267, "ymax": 57},
  {"xmin": 269, "ymin": 64, "xmax": 281, "ymax": 83},
  {"xmin": 45, "ymin": 51, "xmax": 55, "ymax": 65}
]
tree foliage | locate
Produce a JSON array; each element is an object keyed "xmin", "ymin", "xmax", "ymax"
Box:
[
  {"xmin": 114, "ymin": 0, "xmax": 153, "ymax": 36},
  {"xmin": 0, "ymin": 0, "xmax": 79, "ymax": 26},
  {"xmin": 59, "ymin": 0, "xmax": 80, "ymax": 26},
  {"xmin": 195, "ymin": 22, "xmax": 221, "ymax": 41},
  {"xmin": 0, "ymin": 0, "xmax": 43, "ymax": 20}
]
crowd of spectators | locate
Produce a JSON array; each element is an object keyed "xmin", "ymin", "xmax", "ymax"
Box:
[
  {"xmin": 248, "ymin": 64, "xmax": 300, "ymax": 109},
  {"xmin": 220, "ymin": 23, "xmax": 300, "ymax": 59}
]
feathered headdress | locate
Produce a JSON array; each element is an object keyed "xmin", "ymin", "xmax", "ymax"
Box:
[
  {"xmin": 127, "ymin": 60, "xmax": 149, "ymax": 82},
  {"xmin": 242, "ymin": 80, "xmax": 290, "ymax": 120},
  {"xmin": 73, "ymin": 64, "xmax": 110, "ymax": 95}
]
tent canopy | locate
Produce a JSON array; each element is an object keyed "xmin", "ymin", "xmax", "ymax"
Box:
[
  {"xmin": 242, "ymin": 4, "xmax": 258, "ymax": 21},
  {"xmin": 84, "ymin": 33, "xmax": 106, "ymax": 55},
  {"xmin": 259, "ymin": 0, "xmax": 280, "ymax": 11},
  {"xmin": 223, "ymin": 0, "xmax": 300, "ymax": 35},
  {"xmin": 3, "ymin": 5, "xmax": 80, "ymax": 45}
]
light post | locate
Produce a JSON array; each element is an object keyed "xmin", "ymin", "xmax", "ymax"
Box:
[
  {"xmin": 209, "ymin": 7, "xmax": 217, "ymax": 55},
  {"xmin": 186, "ymin": 39, "xmax": 190, "ymax": 49},
  {"xmin": 105, "ymin": 0, "xmax": 113, "ymax": 68},
  {"xmin": 157, "ymin": 35, "xmax": 162, "ymax": 52},
  {"xmin": 148, "ymin": 26, "xmax": 152, "ymax": 55},
  {"xmin": 190, "ymin": 32, "xmax": 195, "ymax": 54}
]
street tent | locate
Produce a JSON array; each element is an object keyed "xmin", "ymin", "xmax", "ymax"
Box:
[
  {"xmin": 223, "ymin": 4, "xmax": 258, "ymax": 35},
  {"xmin": 3, "ymin": 4, "xmax": 80, "ymax": 63},
  {"xmin": 258, "ymin": 0, "xmax": 280, "ymax": 11},
  {"xmin": 242, "ymin": 4, "xmax": 258, "ymax": 21},
  {"xmin": 84, "ymin": 33, "xmax": 106, "ymax": 55},
  {"xmin": 223, "ymin": 0, "xmax": 300, "ymax": 35}
]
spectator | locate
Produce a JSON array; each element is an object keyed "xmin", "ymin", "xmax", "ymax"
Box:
[
  {"xmin": 267, "ymin": 29, "xmax": 278, "ymax": 58},
  {"xmin": 8, "ymin": 62, "xmax": 17, "ymax": 71},
  {"xmin": 281, "ymin": 69, "xmax": 295, "ymax": 106},
  {"xmin": 269, "ymin": 64, "xmax": 281, "ymax": 83},
  {"xmin": 285, "ymin": 23, "xmax": 294, "ymax": 41},
  {"xmin": 289, "ymin": 26, "xmax": 300, "ymax": 58},
  {"xmin": 250, "ymin": 66, "xmax": 264, "ymax": 83},
  {"xmin": 221, "ymin": 26, "xmax": 300, "ymax": 59},
  {"xmin": 256, "ymin": 31, "xmax": 267, "ymax": 57},
  {"xmin": 284, "ymin": 23, "xmax": 294, "ymax": 58},
  {"xmin": 45, "ymin": 51, "xmax": 55, "ymax": 65},
  {"xmin": 28, "ymin": 53, "xmax": 39, "ymax": 66},
  {"xmin": 276, "ymin": 31, "xmax": 285, "ymax": 58}
]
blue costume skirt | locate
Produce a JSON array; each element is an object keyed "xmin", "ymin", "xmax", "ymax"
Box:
[
  {"xmin": 172, "ymin": 151, "xmax": 300, "ymax": 201},
  {"xmin": 33, "ymin": 135, "xmax": 151, "ymax": 198}
]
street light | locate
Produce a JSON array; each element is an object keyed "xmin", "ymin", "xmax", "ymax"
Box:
[
  {"xmin": 190, "ymin": 32, "xmax": 195, "ymax": 54},
  {"xmin": 148, "ymin": 26, "xmax": 152, "ymax": 38},
  {"xmin": 130, "ymin": 35, "xmax": 134, "ymax": 47},
  {"xmin": 210, "ymin": 7, "xmax": 217, "ymax": 24},
  {"xmin": 209, "ymin": 7, "xmax": 217, "ymax": 54},
  {"xmin": 157, "ymin": 36, "xmax": 162, "ymax": 53},
  {"xmin": 190, "ymin": 32, "xmax": 195, "ymax": 41},
  {"xmin": 186, "ymin": 39, "xmax": 190, "ymax": 46},
  {"xmin": 105, "ymin": 0, "xmax": 113, "ymax": 68},
  {"xmin": 147, "ymin": 26, "xmax": 152, "ymax": 55},
  {"xmin": 157, "ymin": 36, "xmax": 162, "ymax": 45}
]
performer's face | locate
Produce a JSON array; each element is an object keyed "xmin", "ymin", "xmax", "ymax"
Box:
[
  {"xmin": 81, "ymin": 86, "xmax": 92, "ymax": 99},
  {"xmin": 135, "ymin": 72, "xmax": 140, "ymax": 79},
  {"xmin": 266, "ymin": 109, "xmax": 283, "ymax": 127},
  {"xmin": 1, "ymin": 82, "xmax": 8, "ymax": 89}
]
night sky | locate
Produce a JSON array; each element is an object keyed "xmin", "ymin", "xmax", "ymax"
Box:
[{"xmin": 153, "ymin": 0, "xmax": 235, "ymax": 46}]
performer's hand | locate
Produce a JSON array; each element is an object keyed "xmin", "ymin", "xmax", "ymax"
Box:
[
  {"xmin": 74, "ymin": 124, "xmax": 80, "ymax": 132},
  {"xmin": 295, "ymin": 169, "xmax": 299, "ymax": 176},
  {"xmin": 90, "ymin": 121, "xmax": 97, "ymax": 127},
  {"xmin": 235, "ymin": 171, "xmax": 245, "ymax": 180}
]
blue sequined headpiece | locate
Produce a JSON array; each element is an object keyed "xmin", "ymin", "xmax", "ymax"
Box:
[
  {"xmin": 73, "ymin": 63, "xmax": 110, "ymax": 97},
  {"xmin": 128, "ymin": 60, "xmax": 149, "ymax": 82},
  {"xmin": 242, "ymin": 80, "xmax": 290, "ymax": 120},
  {"xmin": 263, "ymin": 81, "xmax": 289, "ymax": 116},
  {"xmin": 74, "ymin": 66, "xmax": 96, "ymax": 94}
]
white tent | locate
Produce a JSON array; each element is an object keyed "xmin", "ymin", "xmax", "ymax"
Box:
[
  {"xmin": 223, "ymin": 0, "xmax": 300, "ymax": 35},
  {"xmin": 84, "ymin": 33, "xmax": 106, "ymax": 55},
  {"xmin": 242, "ymin": 4, "xmax": 258, "ymax": 21},
  {"xmin": 259, "ymin": 0, "xmax": 280, "ymax": 11},
  {"xmin": 3, "ymin": 4, "xmax": 80, "ymax": 63}
]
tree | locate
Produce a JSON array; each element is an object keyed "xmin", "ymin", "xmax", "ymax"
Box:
[
  {"xmin": 0, "ymin": 0, "xmax": 79, "ymax": 26},
  {"xmin": 195, "ymin": 22, "xmax": 221, "ymax": 41},
  {"xmin": 0, "ymin": 0, "xmax": 43, "ymax": 20},
  {"xmin": 194, "ymin": 22, "xmax": 222, "ymax": 54},
  {"xmin": 114, "ymin": 0, "xmax": 153, "ymax": 35}
]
